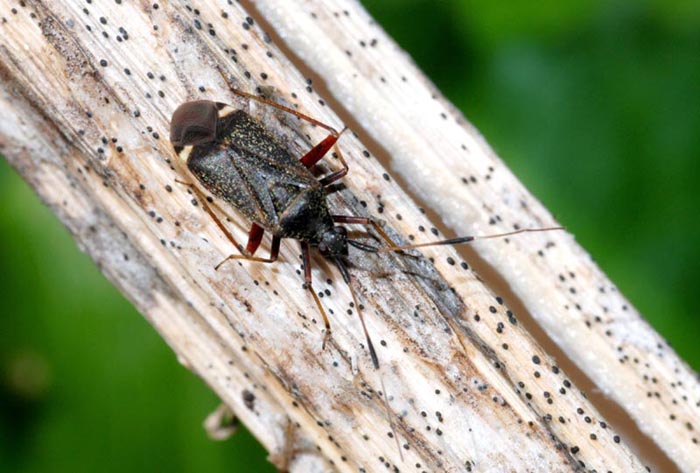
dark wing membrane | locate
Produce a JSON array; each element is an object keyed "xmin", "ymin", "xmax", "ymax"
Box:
[
  {"xmin": 187, "ymin": 142, "xmax": 269, "ymax": 226},
  {"xmin": 187, "ymin": 110, "xmax": 320, "ymax": 232},
  {"xmin": 222, "ymin": 110, "xmax": 300, "ymax": 167}
]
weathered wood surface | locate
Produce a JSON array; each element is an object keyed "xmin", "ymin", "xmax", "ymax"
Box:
[
  {"xmin": 0, "ymin": 1, "xmax": 693, "ymax": 471},
  {"xmin": 254, "ymin": 1, "xmax": 700, "ymax": 471}
]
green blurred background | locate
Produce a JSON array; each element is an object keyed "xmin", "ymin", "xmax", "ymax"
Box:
[{"xmin": 1, "ymin": 1, "xmax": 698, "ymax": 471}]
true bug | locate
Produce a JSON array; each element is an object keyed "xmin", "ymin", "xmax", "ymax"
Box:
[{"xmin": 169, "ymin": 89, "xmax": 560, "ymax": 369}]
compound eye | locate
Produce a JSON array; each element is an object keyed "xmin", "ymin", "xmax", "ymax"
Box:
[
  {"xmin": 318, "ymin": 242, "xmax": 329, "ymax": 255},
  {"xmin": 334, "ymin": 226, "xmax": 347, "ymax": 236},
  {"xmin": 170, "ymin": 101, "xmax": 218, "ymax": 146}
]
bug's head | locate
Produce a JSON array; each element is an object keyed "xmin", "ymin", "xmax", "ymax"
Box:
[
  {"xmin": 318, "ymin": 226, "xmax": 349, "ymax": 258},
  {"xmin": 170, "ymin": 100, "xmax": 220, "ymax": 147}
]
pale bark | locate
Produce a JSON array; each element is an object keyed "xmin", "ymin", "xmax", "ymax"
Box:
[
  {"xmin": 0, "ymin": 1, "xmax": 693, "ymax": 472},
  {"xmin": 254, "ymin": 1, "xmax": 700, "ymax": 471}
]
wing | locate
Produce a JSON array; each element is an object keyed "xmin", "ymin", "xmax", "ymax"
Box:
[{"xmin": 186, "ymin": 109, "xmax": 320, "ymax": 232}]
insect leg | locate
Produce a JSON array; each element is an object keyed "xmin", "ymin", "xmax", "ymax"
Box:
[
  {"xmin": 298, "ymin": 129, "xmax": 350, "ymax": 187},
  {"xmin": 175, "ymin": 179, "xmax": 248, "ymax": 255},
  {"xmin": 299, "ymin": 132, "xmax": 338, "ymax": 168},
  {"xmin": 333, "ymin": 258, "xmax": 379, "ymax": 369},
  {"xmin": 245, "ymin": 223, "xmax": 265, "ymax": 255},
  {"xmin": 230, "ymin": 88, "xmax": 350, "ymax": 185},
  {"xmin": 175, "ymin": 181, "xmax": 283, "ymax": 268},
  {"xmin": 301, "ymin": 241, "xmax": 332, "ymax": 349},
  {"xmin": 317, "ymin": 144, "xmax": 349, "ymax": 187},
  {"xmin": 333, "ymin": 259, "xmax": 401, "ymax": 456},
  {"xmin": 230, "ymin": 88, "xmax": 339, "ymax": 135},
  {"xmin": 215, "ymin": 234, "xmax": 281, "ymax": 270},
  {"xmin": 331, "ymin": 215, "xmax": 400, "ymax": 250}
]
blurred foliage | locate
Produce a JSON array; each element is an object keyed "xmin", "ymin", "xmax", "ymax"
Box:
[
  {"xmin": 1, "ymin": 0, "xmax": 698, "ymax": 471},
  {"xmin": 0, "ymin": 158, "xmax": 272, "ymax": 472}
]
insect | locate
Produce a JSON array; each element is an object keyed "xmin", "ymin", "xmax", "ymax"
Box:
[{"xmin": 169, "ymin": 89, "xmax": 560, "ymax": 369}]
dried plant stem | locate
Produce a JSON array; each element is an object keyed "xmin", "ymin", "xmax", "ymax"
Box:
[{"xmin": 0, "ymin": 1, "xmax": 692, "ymax": 472}]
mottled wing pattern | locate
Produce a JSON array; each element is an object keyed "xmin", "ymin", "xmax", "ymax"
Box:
[{"xmin": 186, "ymin": 110, "xmax": 320, "ymax": 233}]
